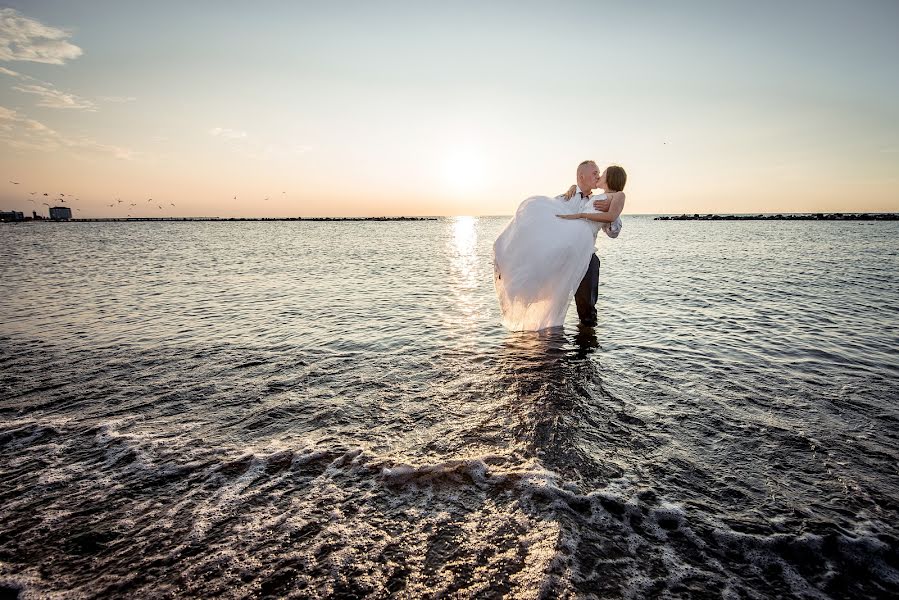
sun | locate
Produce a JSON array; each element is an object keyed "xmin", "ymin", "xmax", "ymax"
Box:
[{"xmin": 441, "ymin": 146, "xmax": 487, "ymax": 195}]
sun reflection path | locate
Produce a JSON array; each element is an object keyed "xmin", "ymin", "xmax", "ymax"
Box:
[{"xmin": 447, "ymin": 216, "xmax": 481, "ymax": 323}]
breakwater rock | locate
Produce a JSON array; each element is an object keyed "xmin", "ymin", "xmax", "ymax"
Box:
[{"xmin": 655, "ymin": 213, "xmax": 899, "ymax": 221}]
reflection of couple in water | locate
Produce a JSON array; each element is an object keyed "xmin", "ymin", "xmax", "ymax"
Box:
[
  {"xmin": 494, "ymin": 323, "xmax": 623, "ymax": 489},
  {"xmin": 494, "ymin": 160, "xmax": 627, "ymax": 331}
]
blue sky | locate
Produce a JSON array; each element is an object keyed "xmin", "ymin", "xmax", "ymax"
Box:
[{"xmin": 1, "ymin": 1, "xmax": 897, "ymax": 216}]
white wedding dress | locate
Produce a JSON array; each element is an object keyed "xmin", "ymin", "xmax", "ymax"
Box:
[{"xmin": 493, "ymin": 194, "xmax": 614, "ymax": 331}]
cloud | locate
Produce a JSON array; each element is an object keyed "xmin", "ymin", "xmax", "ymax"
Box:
[
  {"xmin": 0, "ymin": 105, "xmax": 62, "ymax": 151},
  {"xmin": 68, "ymin": 137, "xmax": 135, "ymax": 160},
  {"xmin": 0, "ymin": 105, "xmax": 132, "ymax": 159},
  {"xmin": 3, "ymin": 67, "xmax": 133, "ymax": 109},
  {"xmin": 1, "ymin": 52, "xmax": 96, "ymax": 110},
  {"xmin": 0, "ymin": 8, "xmax": 82, "ymax": 64},
  {"xmin": 209, "ymin": 127, "xmax": 248, "ymax": 139},
  {"xmin": 208, "ymin": 125, "xmax": 312, "ymax": 160},
  {"xmin": 13, "ymin": 83, "xmax": 96, "ymax": 110}
]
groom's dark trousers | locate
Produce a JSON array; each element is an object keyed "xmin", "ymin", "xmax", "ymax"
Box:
[{"xmin": 575, "ymin": 254, "xmax": 600, "ymax": 326}]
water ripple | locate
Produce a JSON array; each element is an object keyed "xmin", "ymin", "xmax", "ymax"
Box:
[{"xmin": 1, "ymin": 218, "xmax": 897, "ymax": 598}]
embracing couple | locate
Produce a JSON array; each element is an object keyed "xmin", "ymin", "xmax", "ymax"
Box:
[{"xmin": 493, "ymin": 160, "xmax": 627, "ymax": 331}]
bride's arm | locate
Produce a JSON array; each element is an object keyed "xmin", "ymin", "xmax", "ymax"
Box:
[
  {"xmin": 592, "ymin": 191, "xmax": 623, "ymax": 212},
  {"xmin": 558, "ymin": 193, "xmax": 626, "ymax": 222}
]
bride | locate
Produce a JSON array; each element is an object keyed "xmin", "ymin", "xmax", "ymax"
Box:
[{"xmin": 493, "ymin": 164, "xmax": 627, "ymax": 331}]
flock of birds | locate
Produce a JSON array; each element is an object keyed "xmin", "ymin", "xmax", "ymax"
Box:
[
  {"xmin": 8, "ymin": 180, "xmax": 87, "ymax": 215},
  {"xmin": 6, "ymin": 179, "xmax": 288, "ymax": 218}
]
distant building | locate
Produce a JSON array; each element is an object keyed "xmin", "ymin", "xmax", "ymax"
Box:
[
  {"xmin": 49, "ymin": 206, "xmax": 72, "ymax": 220},
  {"xmin": 0, "ymin": 210, "xmax": 24, "ymax": 222}
]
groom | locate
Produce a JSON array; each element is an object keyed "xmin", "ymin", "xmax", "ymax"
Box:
[{"xmin": 559, "ymin": 160, "xmax": 611, "ymax": 327}]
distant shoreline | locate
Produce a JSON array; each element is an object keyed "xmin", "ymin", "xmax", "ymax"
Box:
[
  {"xmin": 655, "ymin": 213, "xmax": 898, "ymax": 221},
  {"xmin": 4, "ymin": 213, "xmax": 898, "ymax": 224},
  {"xmin": 5, "ymin": 216, "xmax": 439, "ymax": 223}
]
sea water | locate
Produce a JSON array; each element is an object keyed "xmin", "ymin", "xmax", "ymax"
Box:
[{"xmin": 1, "ymin": 217, "xmax": 897, "ymax": 598}]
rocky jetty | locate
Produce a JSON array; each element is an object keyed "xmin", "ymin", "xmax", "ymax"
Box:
[{"xmin": 655, "ymin": 213, "xmax": 898, "ymax": 221}]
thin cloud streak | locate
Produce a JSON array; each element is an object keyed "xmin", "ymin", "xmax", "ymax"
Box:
[
  {"xmin": 209, "ymin": 127, "xmax": 247, "ymax": 139},
  {"xmin": 1, "ymin": 66, "xmax": 132, "ymax": 109},
  {"xmin": 0, "ymin": 105, "xmax": 132, "ymax": 159},
  {"xmin": 208, "ymin": 125, "xmax": 313, "ymax": 160},
  {"xmin": 12, "ymin": 83, "xmax": 96, "ymax": 110}
]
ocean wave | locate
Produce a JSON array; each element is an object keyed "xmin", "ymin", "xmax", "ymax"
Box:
[{"xmin": 2, "ymin": 419, "xmax": 897, "ymax": 598}]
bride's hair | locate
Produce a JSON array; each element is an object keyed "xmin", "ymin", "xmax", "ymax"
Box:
[{"xmin": 605, "ymin": 165, "xmax": 627, "ymax": 192}]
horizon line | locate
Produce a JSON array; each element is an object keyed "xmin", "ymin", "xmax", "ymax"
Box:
[{"xmin": 5, "ymin": 210, "xmax": 899, "ymax": 223}]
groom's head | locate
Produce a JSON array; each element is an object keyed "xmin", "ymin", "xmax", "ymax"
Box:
[{"xmin": 576, "ymin": 160, "xmax": 600, "ymax": 192}]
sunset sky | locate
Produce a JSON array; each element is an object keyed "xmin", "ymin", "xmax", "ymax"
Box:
[{"xmin": 1, "ymin": 1, "xmax": 897, "ymax": 217}]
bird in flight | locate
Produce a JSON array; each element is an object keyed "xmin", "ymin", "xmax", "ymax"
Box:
[
  {"xmin": 43, "ymin": 193, "xmax": 49, "ymax": 196},
  {"xmin": 29, "ymin": 192, "xmax": 36, "ymax": 195},
  {"xmin": 42, "ymin": 202, "xmax": 49, "ymax": 206},
  {"xmin": 108, "ymin": 203, "xmax": 115, "ymax": 207},
  {"xmin": 170, "ymin": 203, "xmax": 175, "ymax": 207},
  {"xmin": 117, "ymin": 198, "xmax": 123, "ymax": 204},
  {"xmin": 130, "ymin": 203, "xmax": 136, "ymax": 207},
  {"xmin": 9, "ymin": 181, "xmax": 19, "ymax": 185},
  {"xmin": 158, "ymin": 205, "xmax": 163, "ymax": 209},
  {"xmin": 147, "ymin": 198, "xmax": 152, "ymax": 202},
  {"xmin": 60, "ymin": 199, "xmax": 66, "ymax": 203}
]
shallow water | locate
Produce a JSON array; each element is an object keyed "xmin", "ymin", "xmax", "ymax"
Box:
[{"xmin": 1, "ymin": 217, "xmax": 898, "ymax": 598}]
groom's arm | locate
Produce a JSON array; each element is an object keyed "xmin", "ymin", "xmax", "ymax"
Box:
[{"xmin": 556, "ymin": 185, "xmax": 577, "ymax": 201}]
